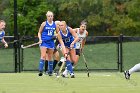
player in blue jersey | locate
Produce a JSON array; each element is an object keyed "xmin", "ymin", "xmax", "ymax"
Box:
[
  {"xmin": 38, "ymin": 11, "xmax": 59, "ymax": 76},
  {"xmin": 0, "ymin": 20, "xmax": 8, "ymax": 48},
  {"xmin": 57, "ymin": 21, "xmax": 79, "ymax": 78},
  {"xmin": 45, "ymin": 21, "xmax": 60, "ymax": 73},
  {"xmin": 62, "ymin": 21, "xmax": 88, "ymax": 77}
]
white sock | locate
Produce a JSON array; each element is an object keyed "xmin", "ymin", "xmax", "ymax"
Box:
[{"xmin": 129, "ymin": 63, "xmax": 140, "ymax": 74}]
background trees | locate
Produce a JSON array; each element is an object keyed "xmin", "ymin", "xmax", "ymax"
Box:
[{"xmin": 0, "ymin": 0, "xmax": 140, "ymax": 36}]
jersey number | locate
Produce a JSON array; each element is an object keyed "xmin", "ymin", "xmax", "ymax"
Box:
[
  {"xmin": 48, "ymin": 30, "xmax": 53, "ymax": 36},
  {"xmin": 64, "ymin": 37, "xmax": 70, "ymax": 43}
]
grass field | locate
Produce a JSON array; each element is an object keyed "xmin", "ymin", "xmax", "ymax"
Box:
[{"xmin": 0, "ymin": 72, "xmax": 140, "ymax": 93}]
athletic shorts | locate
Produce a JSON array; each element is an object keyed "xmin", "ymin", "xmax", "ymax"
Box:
[
  {"xmin": 40, "ymin": 40, "xmax": 55, "ymax": 49},
  {"xmin": 76, "ymin": 49, "xmax": 81, "ymax": 56}
]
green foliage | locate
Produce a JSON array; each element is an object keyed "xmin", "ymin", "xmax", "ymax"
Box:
[{"xmin": 0, "ymin": 0, "xmax": 140, "ymax": 36}]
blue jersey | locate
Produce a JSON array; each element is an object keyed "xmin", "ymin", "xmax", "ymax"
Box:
[
  {"xmin": 40, "ymin": 21, "xmax": 56, "ymax": 49},
  {"xmin": 60, "ymin": 27, "xmax": 75, "ymax": 48},
  {"xmin": 41, "ymin": 21, "xmax": 56, "ymax": 41},
  {"xmin": 0, "ymin": 31, "xmax": 5, "ymax": 41}
]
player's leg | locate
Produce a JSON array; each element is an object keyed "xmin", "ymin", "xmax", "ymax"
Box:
[
  {"xmin": 45, "ymin": 49, "xmax": 60, "ymax": 73},
  {"xmin": 69, "ymin": 49, "xmax": 77, "ymax": 78},
  {"xmin": 47, "ymin": 48, "xmax": 54, "ymax": 76},
  {"xmin": 129, "ymin": 63, "xmax": 140, "ymax": 74},
  {"xmin": 38, "ymin": 47, "xmax": 47, "ymax": 76},
  {"xmin": 68, "ymin": 48, "xmax": 76, "ymax": 78},
  {"xmin": 53, "ymin": 49, "xmax": 60, "ymax": 70},
  {"xmin": 62, "ymin": 49, "xmax": 79, "ymax": 77},
  {"xmin": 124, "ymin": 63, "xmax": 140, "ymax": 79},
  {"xmin": 45, "ymin": 53, "xmax": 48, "ymax": 73},
  {"xmin": 73, "ymin": 49, "xmax": 80, "ymax": 66},
  {"xmin": 61, "ymin": 48, "xmax": 75, "ymax": 78}
]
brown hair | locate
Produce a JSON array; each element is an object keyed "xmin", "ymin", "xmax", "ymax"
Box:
[{"xmin": 81, "ymin": 20, "xmax": 87, "ymax": 26}]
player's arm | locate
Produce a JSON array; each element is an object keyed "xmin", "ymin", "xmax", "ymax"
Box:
[
  {"xmin": 56, "ymin": 24, "xmax": 60, "ymax": 33},
  {"xmin": 57, "ymin": 32, "xmax": 67, "ymax": 58},
  {"xmin": 69, "ymin": 27, "xmax": 79, "ymax": 48},
  {"xmin": 81, "ymin": 31, "xmax": 88, "ymax": 50},
  {"xmin": 38, "ymin": 22, "xmax": 45, "ymax": 43},
  {"xmin": 1, "ymin": 37, "xmax": 8, "ymax": 48},
  {"xmin": 73, "ymin": 28, "xmax": 78, "ymax": 33}
]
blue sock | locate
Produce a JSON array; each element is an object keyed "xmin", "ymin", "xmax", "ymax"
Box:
[
  {"xmin": 48, "ymin": 61, "xmax": 53, "ymax": 73},
  {"xmin": 39, "ymin": 59, "xmax": 45, "ymax": 72},
  {"xmin": 66, "ymin": 60, "xmax": 73, "ymax": 74}
]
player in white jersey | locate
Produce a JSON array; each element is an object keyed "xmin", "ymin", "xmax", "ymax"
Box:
[
  {"xmin": 74, "ymin": 22, "xmax": 88, "ymax": 65},
  {"xmin": 0, "ymin": 20, "xmax": 8, "ymax": 48},
  {"xmin": 62, "ymin": 21, "xmax": 88, "ymax": 77}
]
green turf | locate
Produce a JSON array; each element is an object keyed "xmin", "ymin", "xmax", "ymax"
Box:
[{"xmin": 0, "ymin": 72, "xmax": 140, "ymax": 93}]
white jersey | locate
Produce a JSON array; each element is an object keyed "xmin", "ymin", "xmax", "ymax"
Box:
[{"xmin": 75, "ymin": 28, "xmax": 86, "ymax": 49}]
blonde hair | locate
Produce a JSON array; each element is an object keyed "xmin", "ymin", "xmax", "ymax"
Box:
[
  {"xmin": 55, "ymin": 21, "xmax": 60, "ymax": 25},
  {"xmin": 0, "ymin": 20, "xmax": 6, "ymax": 23},
  {"xmin": 60, "ymin": 21, "xmax": 67, "ymax": 26},
  {"xmin": 46, "ymin": 11, "xmax": 54, "ymax": 16}
]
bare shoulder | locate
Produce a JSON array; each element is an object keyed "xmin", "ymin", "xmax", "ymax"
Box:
[
  {"xmin": 73, "ymin": 28, "xmax": 79, "ymax": 33},
  {"xmin": 41, "ymin": 21, "xmax": 46, "ymax": 27},
  {"xmin": 68, "ymin": 27, "xmax": 73, "ymax": 32}
]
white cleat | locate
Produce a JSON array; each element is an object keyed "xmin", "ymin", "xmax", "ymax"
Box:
[
  {"xmin": 70, "ymin": 73, "xmax": 75, "ymax": 78},
  {"xmin": 62, "ymin": 68, "xmax": 69, "ymax": 78}
]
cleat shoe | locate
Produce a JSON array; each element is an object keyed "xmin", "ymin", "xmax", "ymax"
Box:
[
  {"xmin": 61, "ymin": 74, "xmax": 68, "ymax": 78},
  {"xmin": 48, "ymin": 72, "xmax": 53, "ymax": 76},
  {"xmin": 38, "ymin": 71, "xmax": 43, "ymax": 76},
  {"xmin": 45, "ymin": 71, "xmax": 48, "ymax": 75},
  {"xmin": 61, "ymin": 74, "xmax": 66, "ymax": 78},
  {"xmin": 70, "ymin": 73, "xmax": 75, "ymax": 78},
  {"xmin": 62, "ymin": 68, "xmax": 68, "ymax": 78},
  {"xmin": 124, "ymin": 71, "xmax": 130, "ymax": 79}
]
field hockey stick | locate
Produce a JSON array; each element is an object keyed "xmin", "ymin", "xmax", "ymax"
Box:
[
  {"xmin": 21, "ymin": 42, "xmax": 41, "ymax": 49},
  {"xmin": 81, "ymin": 52, "xmax": 90, "ymax": 77},
  {"xmin": 56, "ymin": 59, "xmax": 66, "ymax": 77}
]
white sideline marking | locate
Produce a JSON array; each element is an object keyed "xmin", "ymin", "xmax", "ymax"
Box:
[
  {"xmin": 0, "ymin": 83, "xmax": 24, "ymax": 85},
  {"xmin": 94, "ymin": 74, "xmax": 111, "ymax": 77}
]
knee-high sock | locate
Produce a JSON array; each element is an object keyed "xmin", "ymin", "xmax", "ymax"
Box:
[
  {"xmin": 66, "ymin": 60, "xmax": 73, "ymax": 74},
  {"xmin": 53, "ymin": 60, "xmax": 58, "ymax": 70},
  {"xmin": 71, "ymin": 62, "xmax": 74, "ymax": 66},
  {"xmin": 39, "ymin": 59, "xmax": 45, "ymax": 72},
  {"xmin": 129, "ymin": 63, "xmax": 140, "ymax": 74},
  {"xmin": 45, "ymin": 60, "xmax": 48, "ymax": 72},
  {"xmin": 48, "ymin": 61, "xmax": 53, "ymax": 73}
]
